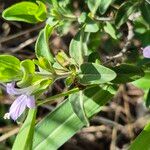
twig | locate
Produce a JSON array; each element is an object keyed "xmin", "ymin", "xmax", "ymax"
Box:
[
  {"xmin": 92, "ymin": 116, "xmax": 124, "ymax": 131},
  {"xmin": 0, "ymin": 127, "xmax": 20, "ymax": 142},
  {"xmin": 106, "ymin": 21, "xmax": 134, "ymax": 60},
  {"xmin": 81, "ymin": 125, "xmax": 110, "ymax": 133},
  {"xmin": 132, "ymin": 114, "xmax": 150, "ymax": 129},
  {"xmin": 0, "ymin": 24, "xmax": 44, "ymax": 43},
  {"xmin": 123, "ymin": 85, "xmax": 134, "ymax": 138},
  {"xmin": 0, "ymin": 126, "xmax": 18, "ymax": 133},
  {"xmin": 110, "ymin": 98, "xmax": 121, "ymax": 150},
  {"xmin": 1, "ymin": 36, "xmax": 37, "ymax": 53}
]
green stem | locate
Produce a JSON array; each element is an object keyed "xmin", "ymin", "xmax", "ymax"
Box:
[{"xmin": 37, "ymin": 87, "xmax": 79, "ymax": 106}]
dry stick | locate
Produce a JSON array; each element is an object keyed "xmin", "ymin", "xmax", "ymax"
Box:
[
  {"xmin": 2, "ymin": 36, "xmax": 37, "ymax": 53},
  {"xmin": 0, "ymin": 23, "xmax": 44, "ymax": 43},
  {"xmin": 0, "ymin": 126, "xmax": 18, "ymax": 133},
  {"xmin": 92, "ymin": 116, "xmax": 124, "ymax": 131},
  {"xmin": 81, "ymin": 125, "xmax": 111, "ymax": 133},
  {"xmin": 110, "ymin": 99, "xmax": 121, "ymax": 150},
  {"xmin": 132, "ymin": 114, "xmax": 150, "ymax": 129},
  {"xmin": 123, "ymin": 86, "xmax": 134, "ymax": 139},
  {"xmin": 106, "ymin": 21, "xmax": 134, "ymax": 60},
  {"xmin": 0, "ymin": 127, "xmax": 20, "ymax": 142}
]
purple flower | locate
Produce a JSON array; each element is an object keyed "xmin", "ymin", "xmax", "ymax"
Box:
[
  {"xmin": 4, "ymin": 83, "xmax": 35, "ymax": 121},
  {"xmin": 143, "ymin": 46, "xmax": 150, "ymax": 58}
]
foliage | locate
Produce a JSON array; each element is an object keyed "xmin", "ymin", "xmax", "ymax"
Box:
[{"xmin": 1, "ymin": 0, "xmax": 150, "ymax": 149}]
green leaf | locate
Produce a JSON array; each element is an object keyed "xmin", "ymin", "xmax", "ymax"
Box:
[
  {"xmin": 69, "ymin": 91, "xmax": 89, "ymax": 126},
  {"xmin": 0, "ymin": 55, "xmax": 22, "ymax": 82},
  {"xmin": 78, "ymin": 12, "xmax": 87, "ymax": 24},
  {"xmin": 2, "ymin": 1, "xmax": 47, "ymax": 24},
  {"xmin": 140, "ymin": 1, "xmax": 150, "ymax": 24},
  {"xmin": 99, "ymin": 0, "xmax": 115, "ymax": 14},
  {"xmin": 84, "ymin": 17, "xmax": 99, "ymax": 33},
  {"xmin": 132, "ymin": 70, "xmax": 150, "ymax": 89},
  {"xmin": 129, "ymin": 122, "xmax": 150, "ymax": 150},
  {"xmin": 12, "ymin": 109, "xmax": 37, "ymax": 150},
  {"xmin": 78, "ymin": 13, "xmax": 99, "ymax": 33},
  {"xmin": 78, "ymin": 63, "xmax": 116, "ymax": 85},
  {"xmin": 65, "ymin": 75, "xmax": 75, "ymax": 86},
  {"xmin": 34, "ymin": 57, "xmax": 55, "ymax": 73},
  {"xmin": 32, "ymin": 79, "xmax": 52, "ymax": 95},
  {"xmin": 55, "ymin": 51, "xmax": 70, "ymax": 68},
  {"xmin": 58, "ymin": 0, "xmax": 70, "ymax": 7},
  {"xmin": 17, "ymin": 60, "xmax": 35, "ymax": 87},
  {"xmin": 115, "ymin": 1, "xmax": 137, "ymax": 28},
  {"xmin": 145, "ymin": 89, "xmax": 150, "ymax": 107},
  {"xmin": 87, "ymin": 0, "xmax": 101, "ymax": 15},
  {"xmin": 35, "ymin": 25, "xmax": 55, "ymax": 63},
  {"xmin": 33, "ymin": 86, "xmax": 113, "ymax": 150},
  {"xmin": 69, "ymin": 30, "xmax": 90, "ymax": 65},
  {"xmin": 111, "ymin": 64, "xmax": 144, "ymax": 84},
  {"xmin": 104, "ymin": 22, "xmax": 118, "ymax": 39}
]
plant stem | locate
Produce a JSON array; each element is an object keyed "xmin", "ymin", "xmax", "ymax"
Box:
[{"xmin": 37, "ymin": 87, "xmax": 79, "ymax": 106}]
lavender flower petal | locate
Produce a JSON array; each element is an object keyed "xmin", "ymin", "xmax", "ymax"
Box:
[
  {"xmin": 143, "ymin": 46, "xmax": 150, "ymax": 58},
  {"xmin": 26, "ymin": 96, "xmax": 36, "ymax": 108},
  {"xmin": 9, "ymin": 95, "xmax": 27, "ymax": 121},
  {"xmin": 6, "ymin": 82, "xmax": 19, "ymax": 95},
  {"xmin": 6, "ymin": 82, "xmax": 33, "ymax": 96}
]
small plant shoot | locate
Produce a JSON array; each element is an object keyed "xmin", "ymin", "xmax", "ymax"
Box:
[{"xmin": 0, "ymin": 0, "xmax": 150, "ymax": 149}]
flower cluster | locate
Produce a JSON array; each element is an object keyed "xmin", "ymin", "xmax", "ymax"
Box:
[{"xmin": 4, "ymin": 83, "xmax": 35, "ymax": 121}]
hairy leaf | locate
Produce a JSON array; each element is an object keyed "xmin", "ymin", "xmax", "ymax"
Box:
[
  {"xmin": 35, "ymin": 25, "xmax": 55, "ymax": 63},
  {"xmin": 87, "ymin": 0, "xmax": 101, "ymax": 15},
  {"xmin": 17, "ymin": 60, "xmax": 35, "ymax": 87},
  {"xmin": 78, "ymin": 63, "xmax": 116, "ymax": 85},
  {"xmin": 104, "ymin": 22, "xmax": 117, "ymax": 39},
  {"xmin": 69, "ymin": 30, "xmax": 90, "ymax": 65},
  {"xmin": 111, "ymin": 64, "xmax": 144, "ymax": 84},
  {"xmin": 99, "ymin": 0, "xmax": 115, "ymax": 14},
  {"xmin": 0, "ymin": 55, "xmax": 22, "ymax": 82},
  {"xmin": 2, "ymin": 1, "xmax": 47, "ymax": 23}
]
